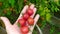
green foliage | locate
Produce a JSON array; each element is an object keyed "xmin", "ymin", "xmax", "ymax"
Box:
[
  {"xmin": 57, "ymin": 32, "xmax": 60, "ymax": 34},
  {"xmin": 27, "ymin": 0, "xmax": 60, "ymax": 34},
  {"xmin": 32, "ymin": 30, "xmax": 37, "ymax": 34},
  {"xmin": 0, "ymin": 0, "xmax": 60, "ymax": 34},
  {"xmin": 0, "ymin": 0, "xmax": 24, "ymax": 24},
  {"xmin": 17, "ymin": 23, "xmax": 20, "ymax": 27},
  {"xmin": 8, "ymin": 0, "xmax": 15, "ymax": 7},
  {"xmin": 41, "ymin": 20, "xmax": 46, "ymax": 29},
  {"xmin": 50, "ymin": 25, "xmax": 55, "ymax": 34}
]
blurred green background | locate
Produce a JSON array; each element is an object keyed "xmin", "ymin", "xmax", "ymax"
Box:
[{"xmin": 0, "ymin": 0, "xmax": 60, "ymax": 34}]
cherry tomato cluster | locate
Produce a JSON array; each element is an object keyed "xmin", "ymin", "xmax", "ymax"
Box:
[{"xmin": 18, "ymin": 7, "xmax": 34, "ymax": 34}]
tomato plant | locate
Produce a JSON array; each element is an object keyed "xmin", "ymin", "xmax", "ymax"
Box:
[{"xmin": 0, "ymin": 0, "xmax": 60, "ymax": 34}]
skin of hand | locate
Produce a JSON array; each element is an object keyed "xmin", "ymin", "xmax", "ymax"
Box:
[{"xmin": 0, "ymin": 4, "xmax": 40, "ymax": 34}]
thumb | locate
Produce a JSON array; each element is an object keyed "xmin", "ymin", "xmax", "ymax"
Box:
[
  {"xmin": 0, "ymin": 17, "xmax": 12, "ymax": 29},
  {"xmin": 0, "ymin": 17, "xmax": 20, "ymax": 34}
]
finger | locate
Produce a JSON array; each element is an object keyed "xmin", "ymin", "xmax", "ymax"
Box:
[
  {"xmin": 21, "ymin": 5, "xmax": 28, "ymax": 14},
  {"xmin": 0, "ymin": 17, "xmax": 12, "ymax": 28},
  {"xmin": 30, "ymin": 4, "xmax": 37, "ymax": 18},
  {"xmin": 18, "ymin": 5, "xmax": 28, "ymax": 20},
  {"xmin": 30, "ymin": 4, "xmax": 35, "ymax": 9},
  {"xmin": 30, "ymin": 4, "xmax": 36, "ymax": 18},
  {"xmin": 30, "ymin": 14, "xmax": 40, "ymax": 32},
  {"xmin": 31, "ymin": 8, "xmax": 37, "ymax": 18},
  {"xmin": 14, "ymin": 5, "xmax": 28, "ymax": 25}
]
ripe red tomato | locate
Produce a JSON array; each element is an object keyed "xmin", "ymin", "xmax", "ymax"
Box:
[
  {"xmin": 23, "ymin": 13, "xmax": 29, "ymax": 20},
  {"xmin": 27, "ymin": 17, "xmax": 34, "ymax": 25},
  {"xmin": 22, "ymin": 33, "xmax": 27, "ymax": 34},
  {"xmin": 18, "ymin": 19, "xmax": 26, "ymax": 26},
  {"xmin": 20, "ymin": 26, "xmax": 29, "ymax": 33},
  {"xmin": 27, "ymin": 8, "xmax": 33, "ymax": 16}
]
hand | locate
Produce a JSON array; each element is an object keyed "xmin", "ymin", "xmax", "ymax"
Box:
[{"xmin": 0, "ymin": 4, "xmax": 40, "ymax": 34}]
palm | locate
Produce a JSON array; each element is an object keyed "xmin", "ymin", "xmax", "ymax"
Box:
[{"xmin": 0, "ymin": 4, "xmax": 40, "ymax": 34}]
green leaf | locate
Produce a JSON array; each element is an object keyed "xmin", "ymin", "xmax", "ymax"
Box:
[
  {"xmin": 51, "ymin": 4, "xmax": 55, "ymax": 12},
  {"xmin": 38, "ymin": 5, "xmax": 46, "ymax": 16},
  {"xmin": 57, "ymin": 32, "xmax": 60, "ymax": 34},
  {"xmin": 0, "ymin": 0, "xmax": 4, "ymax": 2},
  {"xmin": 41, "ymin": 21, "xmax": 46, "ymax": 29},
  {"xmin": 17, "ymin": 23, "xmax": 20, "ymax": 27},
  {"xmin": 8, "ymin": 0, "xmax": 15, "ymax": 7},
  {"xmin": 3, "ymin": 3, "xmax": 9, "ymax": 8},
  {"xmin": 40, "ymin": 10, "xmax": 45, "ymax": 16},
  {"xmin": 54, "ymin": 0, "xmax": 60, "ymax": 6},
  {"xmin": 2, "ymin": 0, "xmax": 9, "ymax": 8},
  {"xmin": 46, "ymin": 13, "xmax": 51, "ymax": 21},
  {"xmin": 18, "ymin": 0, "xmax": 24, "ymax": 13},
  {"xmin": 55, "ymin": 7, "xmax": 59, "ymax": 12},
  {"xmin": 33, "ymin": 30, "xmax": 37, "ymax": 34},
  {"xmin": 50, "ymin": 26, "xmax": 55, "ymax": 34},
  {"xmin": 6, "ymin": 11, "xmax": 11, "ymax": 15}
]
